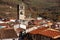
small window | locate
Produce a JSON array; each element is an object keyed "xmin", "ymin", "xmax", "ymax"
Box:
[
  {"xmin": 20, "ymin": 6, "xmax": 23, "ymax": 9},
  {"xmin": 20, "ymin": 12, "xmax": 23, "ymax": 15}
]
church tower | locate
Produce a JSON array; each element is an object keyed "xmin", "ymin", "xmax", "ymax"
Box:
[{"xmin": 19, "ymin": 2, "xmax": 25, "ymax": 20}]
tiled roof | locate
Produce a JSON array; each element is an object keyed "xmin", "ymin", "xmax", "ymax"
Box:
[
  {"xmin": 0, "ymin": 28, "xmax": 18, "ymax": 39},
  {"xmin": 39, "ymin": 29, "xmax": 60, "ymax": 39},
  {"xmin": 29, "ymin": 27, "xmax": 60, "ymax": 39},
  {"xmin": 0, "ymin": 23, "xmax": 8, "ymax": 26},
  {"xmin": 29, "ymin": 27, "xmax": 48, "ymax": 34}
]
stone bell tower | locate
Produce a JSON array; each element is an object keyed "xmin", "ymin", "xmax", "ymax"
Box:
[{"xmin": 19, "ymin": 2, "xmax": 25, "ymax": 20}]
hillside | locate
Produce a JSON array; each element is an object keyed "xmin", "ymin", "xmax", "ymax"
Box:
[{"xmin": 0, "ymin": 0, "xmax": 60, "ymax": 21}]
